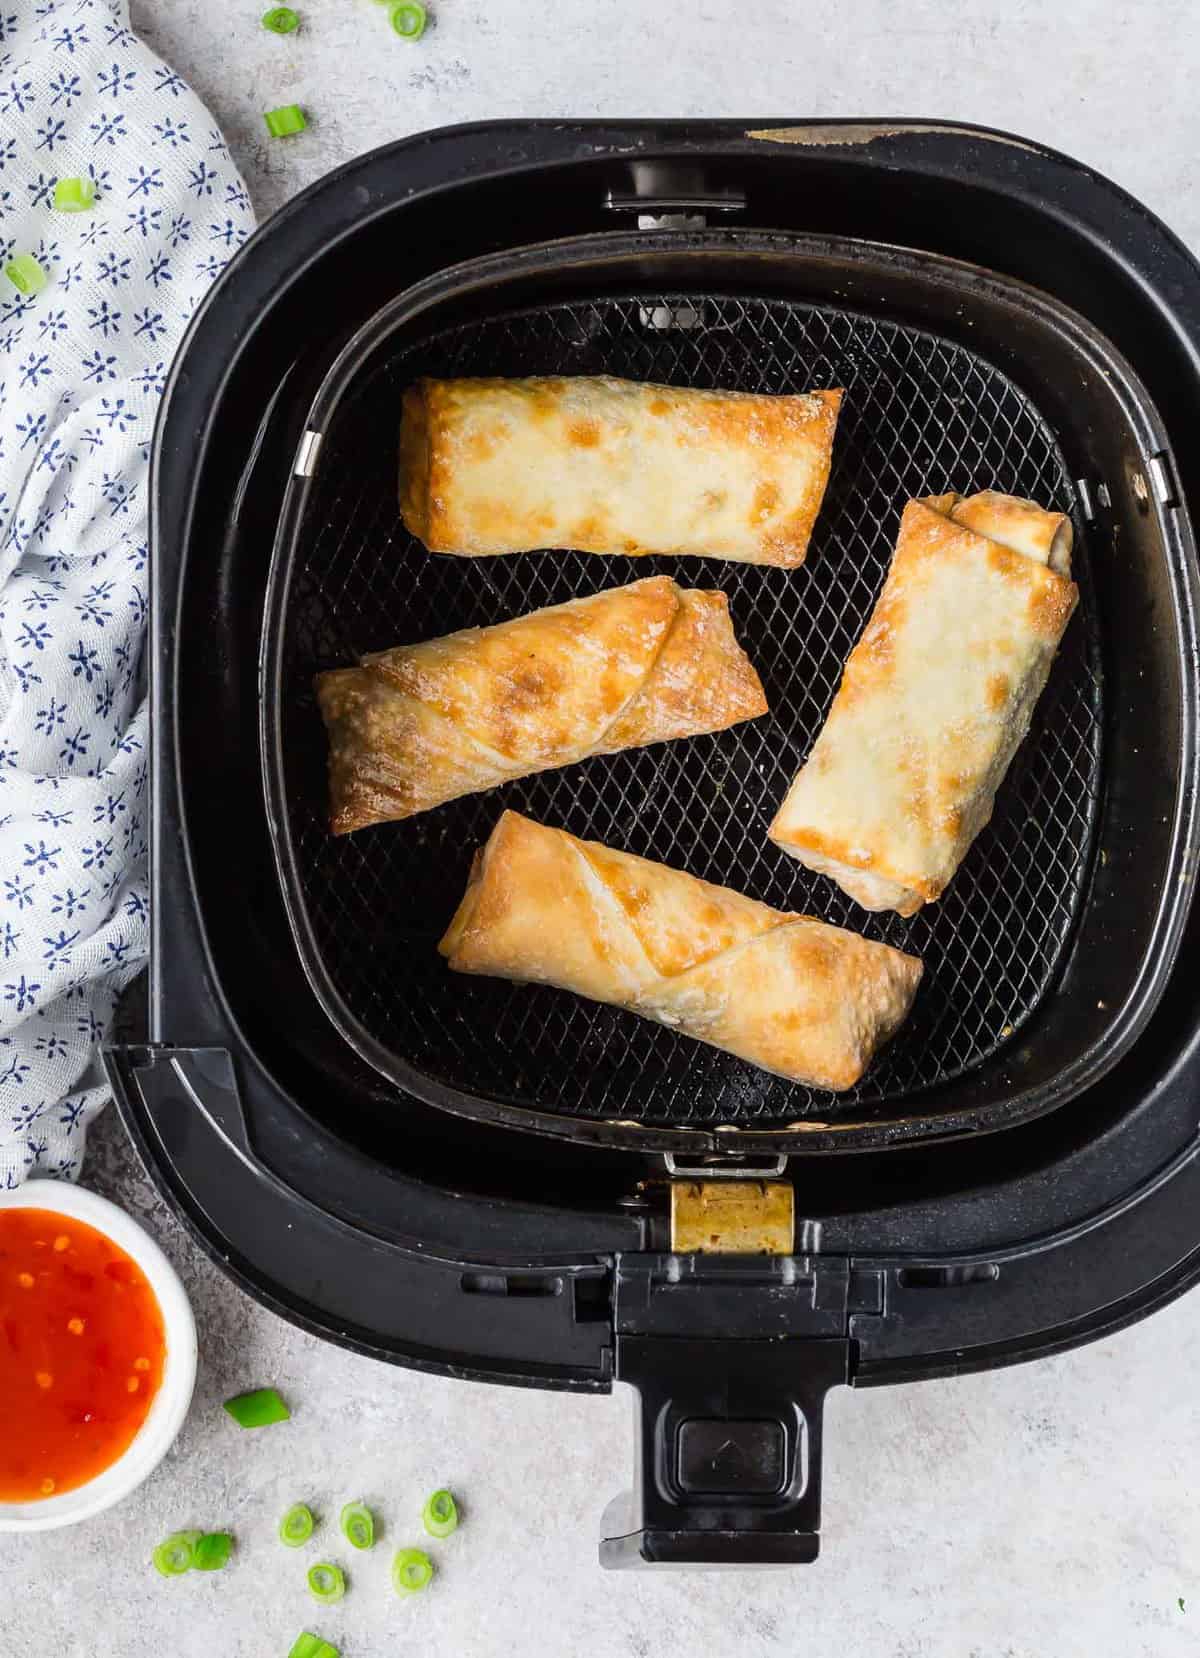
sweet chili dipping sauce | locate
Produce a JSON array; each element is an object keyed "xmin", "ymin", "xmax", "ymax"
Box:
[{"xmin": 0, "ymin": 1208, "xmax": 166, "ymax": 1500}]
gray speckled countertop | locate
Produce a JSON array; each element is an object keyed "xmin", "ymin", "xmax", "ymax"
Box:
[{"xmin": 8, "ymin": 3, "xmax": 1200, "ymax": 1654}]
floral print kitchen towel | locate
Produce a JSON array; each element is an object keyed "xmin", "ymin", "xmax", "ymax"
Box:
[{"xmin": 0, "ymin": 0, "xmax": 255, "ymax": 1184}]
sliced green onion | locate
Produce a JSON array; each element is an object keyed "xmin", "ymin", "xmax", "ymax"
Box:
[
  {"xmin": 264, "ymin": 104, "xmax": 308, "ymax": 139},
  {"xmin": 288, "ymin": 1639, "xmax": 339, "ymax": 1658},
  {"xmin": 53, "ymin": 176, "xmax": 96, "ymax": 213},
  {"xmin": 306, "ymin": 1562, "xmax": 346, "ymax": 1604},
  {"xmin": 152, "ymin": 1530, "xmax": 202, "ymax": 1577},
  {"xmin": 279, "ymin": 1502, "xmax": 316, "ymax": 1547},
  {"xmin": 4, "ymin": 254, "xmax": 48, "ymax": 297},
  {"xmin": 389, "ymin": 2, "xmax": 427, "ymax": 38},
  {"xmin": 421, "ymin": 1488, "xmax": 458, "ymax": 1538},
  {"xmin": 223, "ymin": 1386, "xmax": 291, "ymax": 1428},
  {"xmin": 192, "ymin": 1532, "xmax": 234, "ymax": 1571},
  {"xmin": 339, "ymin": 1500, "xmax": 375, "ymax": 1551},
  {"xmin": 392, "ymin": 1547, "xmax": 434, "ymax": 1595},
  {"xmin": 261, "ymin": 5, "xmax": 300, "ymax": 30}
]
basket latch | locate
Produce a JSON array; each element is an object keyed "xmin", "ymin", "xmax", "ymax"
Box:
[{"xmin": 669, "ymin": 1178, "xmax": 794, "ymax": 1256}]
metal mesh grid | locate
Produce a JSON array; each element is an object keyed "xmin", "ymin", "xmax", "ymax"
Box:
[{"xmin": 274, "ymin": 291, "xmax": 1102, "ymax": 1127}]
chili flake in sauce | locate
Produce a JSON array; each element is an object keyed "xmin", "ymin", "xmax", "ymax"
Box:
[{"xmin": 0, "ymin": 1207, "xmax": 166, "ymax": 1501}]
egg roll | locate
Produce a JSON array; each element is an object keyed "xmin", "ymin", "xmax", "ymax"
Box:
[
  {"xmin": 769, "ymin": 490, "xmax": 1079, "ymax": 916},
  {"xmin": 316, "ymin": 575, "xmax": 767, "ymax": 834},
  {"xmin": 441, "ymin": 811, "xmax": 923, "ymax": 1090},
  {"xmin": 399, "ymin": 375, "xmax": 842, "ymax": 566}
]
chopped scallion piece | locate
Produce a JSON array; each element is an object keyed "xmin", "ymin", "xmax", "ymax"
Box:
[
  {"xmin": 192, "ymin": 1531, "xmax": 234, "ymax": 1571},
  {"xmin": 288, "ymin": 1638, "xmax": 339, "ymax": 1658},
  {"xmin": 223, "ymin": 1386, "xmax": 291, "ymax": 1428},
  {"xmin": 339, "ymin": 1499, "xmax": 375, "ymax": 1550},
  {"xmin": 53, "ymin": 176, "xmax": 96, "ymax": 213},
  {"xmin": 4, "ymin": 254, "xmax": 47, "ymax": 297},
  {"xmin": 263, "ymin": 104, "xmax": 307, "ymax": 139},
  {"xmin": 262, "ymin": 5, "xmax": 300, "ymax": 31},
  {"xmin": 421, "ymin": 1488, "xmax": 458, "ymax": 1538},
  {"xmin": 280, "ymin": 1502, "xmax": 316, "ymax": 1547},
  {"xmin": 306, "ymin": 1562, "xmax": 346, "ymax": 1604},
  {"xmin": 152, "ymin": 1530, "xmax": 202, "ymax": 1577},
  {"xmin": 392, "ymin": 1547, "xmax": 434, "ymax": 1595},
  {"xmin": 389, "ymin": 2, "xmax": 427, "ymax": 38}
]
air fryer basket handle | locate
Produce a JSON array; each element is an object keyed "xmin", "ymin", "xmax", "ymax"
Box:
[{"xmin": 601, "ymin": 1334, "xmax": 848, "ymax": 1567}]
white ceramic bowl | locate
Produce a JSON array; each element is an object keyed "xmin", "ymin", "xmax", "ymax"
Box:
[{"xmin": 0, "ymin": 1181, "xmax": 196, "ymax": 1532}]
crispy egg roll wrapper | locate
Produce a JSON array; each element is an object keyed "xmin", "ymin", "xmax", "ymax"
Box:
[
  {"xmin": 400, "ymin": 375, "xmax": 842, "ymax": 566},
  {"xmin": 769, "ymin": 490, "xmax": 1078, "ymax": 916},
  {"xmin": 316, "ymin": 575, "xmax": 767, "ymax": 834},
  {"xmin": 441, "ymin": 810, "xmax": 923, "ymax": 1090}
]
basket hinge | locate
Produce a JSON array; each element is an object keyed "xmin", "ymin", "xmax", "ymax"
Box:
[
  {"xmin": 603, "ymin": 162, "xmax": 746, "ymax": 231},
  {"xmin": 663, "ymin": 1151, "xmax": 788, "ymax": 1179},
  {"xmin": 604, "ymin": 190, "xmax": 746, "ymax": 230}
]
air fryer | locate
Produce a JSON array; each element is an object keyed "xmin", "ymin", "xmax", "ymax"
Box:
[{"xmin": 106, "ymin": 120, "xmax": 1200, "ymax": 1567}]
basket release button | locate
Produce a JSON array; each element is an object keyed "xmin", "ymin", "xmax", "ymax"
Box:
[{"xmin": 676, "ymin": 1417, "xmax": 786, "ymax": 1496}]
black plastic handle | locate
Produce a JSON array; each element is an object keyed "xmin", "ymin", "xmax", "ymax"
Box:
[{"xmin": 600, "ymin": 1333, "xmax": 848, "ymax": 1567}]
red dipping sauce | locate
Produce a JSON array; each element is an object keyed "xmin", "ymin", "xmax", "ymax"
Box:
[{"xmin": 0, "ymin": 1206, "xmax": 166, "ymax": 1501}]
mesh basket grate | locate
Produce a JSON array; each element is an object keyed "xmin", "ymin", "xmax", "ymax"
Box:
[{"xmin": 275, "ymin": 290, "xmax": 1102, "ymax": 1127}]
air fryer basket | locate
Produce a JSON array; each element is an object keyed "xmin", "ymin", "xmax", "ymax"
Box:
[
  {"xmin": 280, "ymin": 278, "xmax": 1094, "ymax": 1118},
  {"xmin": 258, "ymin": 230, "xmax": 1193, "ymax": 1153}
]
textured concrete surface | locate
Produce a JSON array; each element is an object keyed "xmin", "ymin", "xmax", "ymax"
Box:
[
  {"xmin": 7, "ymin": 3, "xmax": 1200, "ymax": 1655},
  {"xmin": 129, "ymin": 0, "xmax": 1200, "ymax": 251}
]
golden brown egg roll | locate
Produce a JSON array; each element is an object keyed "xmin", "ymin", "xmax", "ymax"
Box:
[
  {"xmin": 769, "ymin": 490, "xmax": 1079, "ymax": 915},
  {"xmin": 316, "ymin": 576, "xmax": 767, "ymax": 835},
  {"xmin": 440, "ymin": 811, "xmax": 923, "ymax": 1090},
  {"xmin": 399, "ymin": 375, "xmax": 842, "ymax": 566}
]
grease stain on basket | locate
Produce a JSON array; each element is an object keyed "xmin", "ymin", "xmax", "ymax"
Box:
[{"xmin": 746, "ymin": 124, "xmax": 1045, "ymax": 155}]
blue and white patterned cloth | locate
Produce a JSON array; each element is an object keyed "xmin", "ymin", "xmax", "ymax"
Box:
[{"xmin": 0, "ymin": 0, "xmax": 254, "ymax": 1185}]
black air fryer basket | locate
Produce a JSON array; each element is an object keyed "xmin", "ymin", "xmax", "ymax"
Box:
[{"xmin": 107, "ymin": 121, "xmax": 1200, "ymax": 1567}]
